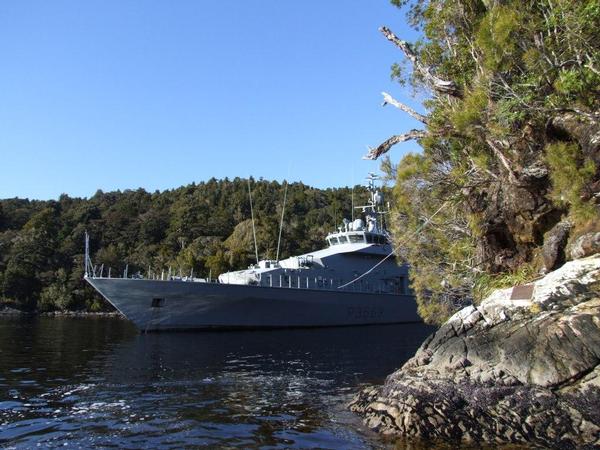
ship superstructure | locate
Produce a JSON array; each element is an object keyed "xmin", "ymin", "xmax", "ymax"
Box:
[{"xmin": 217, "ymin": 174, "xmax": 408, "ymax": 295}]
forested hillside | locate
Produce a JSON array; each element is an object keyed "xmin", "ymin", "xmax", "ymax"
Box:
[
  {"xmin": 0, "ymin": 178, "xmax": 366, "ymax": 312},
  {"xmin": 371, "ymin": 0, "xmax": 599, "ymax": 323}
]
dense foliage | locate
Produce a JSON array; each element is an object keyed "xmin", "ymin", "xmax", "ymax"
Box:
[
  {"xmin": 0, "ymin": 179, "xmax": 365, "ymax": 311},
  {"xmin": 380, "ymin": 0, "xmax": 599, "ymax": 323}
]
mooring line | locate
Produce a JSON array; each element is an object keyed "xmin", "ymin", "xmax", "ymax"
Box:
[{"xmin": 337, "ymin": 201, "xmax": 449, "ymax": 289}]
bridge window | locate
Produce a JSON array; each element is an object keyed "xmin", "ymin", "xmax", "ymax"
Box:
[
  {"xmin": 366, "ymin": 233, "xmax": 374, "ymax": 243},
  {"xmin": 338, "ymin": 235, "xmax": 349, "ymax": 244},
  {"xmin": 348, "ymin": 233, "xmax": 365, "ymax": 243}
]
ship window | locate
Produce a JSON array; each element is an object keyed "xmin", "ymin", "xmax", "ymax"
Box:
[
  {"xmin": 338, "ymin": 235, "xmax": 349, "ymax": 244},
  {"xmin": 329, "ymin": 237, "xmax": 339, "ymax": 245},
  {"xmin": 366, "ymin": 233, "xmax": 374, "ymax": 243},
  {"xmin": 349, "ymin": 233, "xmax": 364, "ymax": 243},
  {"xmin": 151, "ymin": 298, "xmax": 165, "ymax": 308}
]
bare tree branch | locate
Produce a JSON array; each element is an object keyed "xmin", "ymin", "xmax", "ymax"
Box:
[
  {"xmin": 380, "ymin": 26, "xmax": 461, "ymax": 97},
  {"xmin": 363, "ymin": 130, "xmax": 427, "ymax": 160},
  {"xmin": 381, "ymin": 92, "xmax": 429, "ymax": 124},
  {"xmin": 485, "ymin": 138, "xmax": 517, "ymax": 182},
  {"xmin": 585, "ymin": 56, "xmax": 600, "ymax": 76}
]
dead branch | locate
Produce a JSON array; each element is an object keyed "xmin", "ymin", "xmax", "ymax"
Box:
[
  {"xmin": 485, "ymin": 138, "xmax": 517, "ymax": 182},
  {"xmin": 363, "ymin": 130, "xmax": 427, "ymax": 160},
  {"xmin": 381, "ymin": 92, "xmax": 429, "ymax": 124},
  {"xmin": 380, "ymin": 26, "xmax": 461, "ymax": 98},
  {"xmin": 585, "ymin": 56, "xmax": 600, "ymax": 76}
]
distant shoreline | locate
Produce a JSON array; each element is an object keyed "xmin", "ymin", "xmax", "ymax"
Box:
[{"xmin": 0, "ymin": 307, "xmax": 123, "ymax": 318}]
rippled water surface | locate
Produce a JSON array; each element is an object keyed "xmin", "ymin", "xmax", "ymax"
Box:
[{"xmin": 0, "ymin": 317, "xmax": 435, "ymax": 449}]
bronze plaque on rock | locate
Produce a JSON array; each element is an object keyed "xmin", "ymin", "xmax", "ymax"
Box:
[{"xmin": 510, "ymin": 284, "xmax": 534, "ymax": 300}]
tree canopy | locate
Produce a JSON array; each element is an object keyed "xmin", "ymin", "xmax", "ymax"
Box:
[{"xmin": 373, "ymin": 0, "xmax": 599, "ymax": 323}]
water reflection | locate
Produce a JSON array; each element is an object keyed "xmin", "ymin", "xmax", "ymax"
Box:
[{"xmin": 0, "ymin": 317, "xmax": 434, "ymax": 448}]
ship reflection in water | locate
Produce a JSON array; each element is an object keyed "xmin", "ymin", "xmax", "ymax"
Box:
[{"xmin": 0, "ymin": 317, "xmax": 435, "ymax": 449}]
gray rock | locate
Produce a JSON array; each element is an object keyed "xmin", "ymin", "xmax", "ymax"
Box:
[
  {"xmin": 0, "ymin": 306, "xmax": 25, "ymax": 315},
  {"xmin": 543, "ymin": 220, "xmax": 572, "ymax": 271},
  {"xmin": 569, "ymin": 232, "xmax": 600, "ymax": 260},
  {"xmin": 350, "ymin": 255, "xmax": 600, "ymax": 448},
  {"xmin": 520, "ymin": 161, "xmax": 549, "ymax": 180}
]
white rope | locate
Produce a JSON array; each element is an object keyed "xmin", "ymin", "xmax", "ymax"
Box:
[{"xmin": 338, "ymin": 200, "xmax": 449, "ymax": 289}]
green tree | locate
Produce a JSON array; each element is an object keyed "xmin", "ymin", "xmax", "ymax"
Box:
[
  {"xmin": 224, "ymin": 219, "xmax": 256, "ymax": 268},
  {"xmin": 2, "ymin": 207, "xmax": 61, "ymax": 309},
  {"xmin": 370, "ymin": 0, "xmax": 599, "ymax": 323},
  {"xmin": 39, "ymin": 268, "xmax": 73, "ymax": 311}
]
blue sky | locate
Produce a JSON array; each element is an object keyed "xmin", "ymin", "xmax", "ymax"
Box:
[{"xmin": 0, "ymin": 1, "xmax": 424, "ymax": 200}]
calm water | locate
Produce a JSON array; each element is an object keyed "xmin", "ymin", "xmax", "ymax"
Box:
[{"xmin": 0, "ymin": 317, "xmax": 435, "ymax": 449}]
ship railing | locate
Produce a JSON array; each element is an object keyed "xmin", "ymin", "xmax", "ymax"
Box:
[
  {"xmin": 86, "ymin": 261, "xmax": 219, "ymax": 282},
  {"xmin": 85, "ymin": 233, "xmax": 401, "ymax": 291},
  {"xmin": 84, "ymin": 232, "xmax": 217, "ymax": 282}
]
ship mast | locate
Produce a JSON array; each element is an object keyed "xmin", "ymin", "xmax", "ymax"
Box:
[
  {"xmin": 276, "ymin": 180, "xmax": 288, "ymax": 262},
  {"xmin": 247, "ymin": 178, "xmax": 259, "ymax": 265},
  {"xmin": 354, "ymin": 172, "xmax": 387, "ymax": 234}
]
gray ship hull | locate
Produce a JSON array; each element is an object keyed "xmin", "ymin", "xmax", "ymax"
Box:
[{"xmin": 86, "ymin": 277, "xmax": 420, "ymax": 331}]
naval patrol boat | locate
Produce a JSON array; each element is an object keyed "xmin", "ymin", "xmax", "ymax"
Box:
[{"xmin": 85, "ymin": 175, "xmax": 420, "ymax": 331}]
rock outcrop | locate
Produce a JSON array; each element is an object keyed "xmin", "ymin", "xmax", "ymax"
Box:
[
  {"xmin": 569, "ymin": 232, "xmax": 600, "ymax": 260},
  {"xmin": 350, "ymin": 254, "xmax": 600, "ymax": 448},
  {"xmin": 543, "ymin": 220, "xmax": 572, "ymax": 271}
]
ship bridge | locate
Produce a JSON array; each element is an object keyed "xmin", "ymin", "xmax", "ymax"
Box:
[{"xmin": 325, "ymin": 172, "xmax": 391, "ymax": 248}]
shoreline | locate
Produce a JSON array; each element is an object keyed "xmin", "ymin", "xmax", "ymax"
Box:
[{"xmin": 0, "ymin": 307, "xmax": 123, "ymax": 318}]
